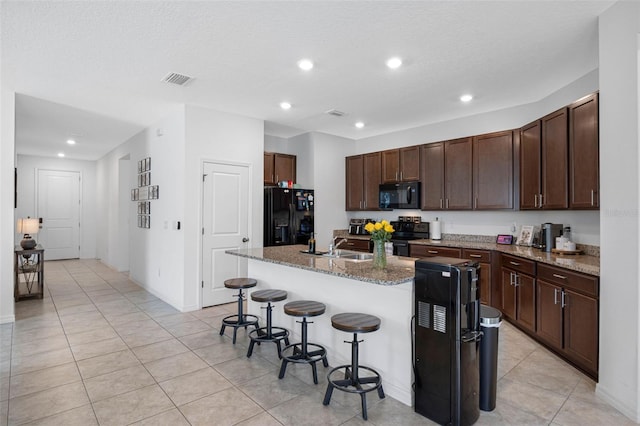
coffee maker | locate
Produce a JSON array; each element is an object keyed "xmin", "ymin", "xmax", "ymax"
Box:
[{"xmin": 540, "ymin": 223, "xmax": 563, "ymax": 252}]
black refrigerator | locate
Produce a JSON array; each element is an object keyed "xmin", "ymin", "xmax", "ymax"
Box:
[
  {"xmin": 414, "ymin": 257, "xmax": 482, "ymax": 426},
  {"xmin": 264, "ymin": 187, "xmax": 314, "ymax": 247}
]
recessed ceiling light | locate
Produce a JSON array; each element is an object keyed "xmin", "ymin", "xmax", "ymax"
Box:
[
  {"xmin": 57, "ymin": 152, "xmax": 65, "ymax": 158},
  {"xmin": 355, "ymin": 122, "xmax": 365, "ymax": 129},
  {"xmin": 280, "ymin": 102, "xmax": 292, "ymax": 110},
  {"xmin": 386, "ymin": 57, "xmax": 402, "ymax": 69},
  {"xmin": 460, "ymin": 94, "xmax": 473, "ymax": 103},
  {"xmin": 298, "ymin": 59, "xmax": 314, "ymax": 71},
  {"xmin": 66, "ymin": 139, "xmax": 76, "ymax": 145}
]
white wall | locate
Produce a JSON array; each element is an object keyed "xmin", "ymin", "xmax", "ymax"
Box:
[
  {"xmin": 15, "ymin": 155, "xmax": 98, "ymax": 258},
  {"xmin": 0, "ymin": 90, "xmax": 16, "ymax": 323},
  {"xmin": 596, "ymin": 1, "xmax": 640, "ymax": 421},
  {"xmin": 183, "ymin": 105, "xmax": 264, "ymax": 311},
  {"xmin": 310, "ymin": 132, "xmax": 354, "ymax": 248},
  {"xmin": 96, "ymin": 108, "xmax": 187, "ymax": 309}
]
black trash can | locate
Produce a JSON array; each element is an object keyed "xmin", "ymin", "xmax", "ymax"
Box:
[{"xmin": 479, "ymin": 304, "xmax": 502, "ymax": 411}]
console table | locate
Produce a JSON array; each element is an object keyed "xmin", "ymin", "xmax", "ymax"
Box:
[{"xmin": 14, "ymin": 245, "xmax": 44, "ymax": 301}]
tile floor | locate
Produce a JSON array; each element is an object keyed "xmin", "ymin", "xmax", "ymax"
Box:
[{"xmin": 0, "ymin": 259, "xmax": 635, "ymax": 425}]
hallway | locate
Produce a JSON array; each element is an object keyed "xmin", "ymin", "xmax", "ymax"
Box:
[{"xmin": 0, "ymin": 259, "xmax": 633, "ymax": 425}]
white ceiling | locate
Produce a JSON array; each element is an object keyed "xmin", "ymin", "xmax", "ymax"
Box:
[{"xmin": 2, "ymin": 1, "xmax": 613, "ymax": 160}]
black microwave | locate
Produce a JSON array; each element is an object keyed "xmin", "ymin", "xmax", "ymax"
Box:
[{"xmin": 379, "ymin": 182, "xmax": 421, "ymax": 210}]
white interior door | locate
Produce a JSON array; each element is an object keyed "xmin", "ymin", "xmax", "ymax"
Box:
[
  {"xmin": 36, "ymin": 170, "xmax": 81, "ymax": 260},
  {"xmin": 202, "ymin": 162, "xmax": 251, "ymax": 307}
]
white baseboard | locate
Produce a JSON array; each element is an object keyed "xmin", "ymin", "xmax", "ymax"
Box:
[
  {"xmin": 0, "ymin": 315, "xmax": 16, "ymax": 324},
  {"xmin": 596, "ymin": 383, "xmax": 640, "ymax": 423}
]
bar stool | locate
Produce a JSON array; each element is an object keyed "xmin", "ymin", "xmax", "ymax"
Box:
[
  {"xmin": 247, "ymin": 289, "xmax": 290, "ymax": 358},
  {"xmin": 323, "ymin": 313, "xmax": 385, "ymax": 420},
  {"xmin": 278, "ymin": 300, "xmax": 329, "ymax": 384},
  {"xmin": 219, "ymin": 278, "xmax": 259, "ymax": 344}
]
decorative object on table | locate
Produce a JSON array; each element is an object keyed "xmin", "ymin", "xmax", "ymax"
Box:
[
  {"xmin": 515, "ymin": 225, "xmax": 534, "ymax": 246},
  {"xmin": 16, "ymin": 217, "xmax": 39, "ymax": 249},
  {"xmin": 364, "ymin": 220, "xmax": 395, "ymax": 269},
  {"xmin": 496, "ymin": 234, "xmax": 513, "ymax": 245}
]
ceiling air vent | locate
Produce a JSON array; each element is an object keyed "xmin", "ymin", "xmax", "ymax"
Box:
[
  {"xmin": 325, "ymin": 109, "xmax": 346, "ymax": 117},
  {"xmin": 162, "ymin": 72, "xmax": 193, "ymax": 86}
]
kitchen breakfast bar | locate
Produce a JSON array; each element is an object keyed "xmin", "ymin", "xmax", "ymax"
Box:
[{"xmin": 226, "ymin": 245, "xmax": 416, "ymax": 406}]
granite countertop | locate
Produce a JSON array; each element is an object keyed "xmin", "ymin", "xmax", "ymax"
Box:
[
  {"xmin": 334, "ymin": 230, "xmax": 600, "ymax": 277},
  {"xmin": 226, "ymin": 245, "xmax": 415, "ymax": 286}
]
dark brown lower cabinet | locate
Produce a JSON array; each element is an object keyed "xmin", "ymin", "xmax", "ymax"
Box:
[
  {"xmin": 409, "ymin": 245, "xmax": 461, "ymax": 259},
  {"xmin": 462, "ymin": 249, "xmax": 491, "ymax": 305},
  {"xmin": 535, "ymin": 264, "xmax": 599, "ymax": 378},
  {"xmin": 343, "ymin": 238, "xmax": 372, "ymax": 253},
  {"xmin": 501, "ymin": 269, "xmax": 535, "ymax": 332}
]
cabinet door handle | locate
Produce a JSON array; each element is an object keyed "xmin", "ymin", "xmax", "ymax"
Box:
[
  {"xmin": 359, "ymin": 201, "xmax": 362, "ymax": 209},
  {"xmin": 363, "ymin": 200, "xmax": 367, "ymax": 209},
  {"xmin": 347, "ymin": 242, "xmax": 355, "ymax": 246},
  {"xmin": 474, "ymin": 197, "xmax": 478, "ymax": 209},
  {"xmin": 509, "ymin": 261, "xmax": 520, "ymax": 266},
  {"xmin": 539, "ymin": 193, "xmax": 543, "ymax": 208},
  {"xmin": 552, "ymin": 273, "xmax": 567, "ymax": 280},
  {"xmin": 427, "ymin": 250, "xmax": 439, "ymax": 254},
  {"xmin": 514, "ymin": 273, "xmax": 520, "ymax": 287},
  {"xmin": 534, "ymin": 194, "xmax": 538, "ymax": 208},
  {"xmin": 554, "ymin": 288, "xmax": 559, "ymax": 305},
  {"xmin": 591, "ymin": 190, "xmax": 595, "ymax": 206},
  {"xmin": 561, "ymin": 291, "xmax": 566, "ymax": 308},
  {"xmin": 446, "ymin": 199, "xmax": 449, "ymax": 209},
  {"xmin": 469, "ymin": 254, "xmax": 481, "ymax": 258},
  {"xmin": 400, "ymin": 171, "xmax": 403, "ymax": 181},
  {"xmin": 276, "ymin": 175, "xmax": 279, "ymax": 183},
  {"xmin": 440, "ymin": 199, "xmax": 443, "ymax": 209}
]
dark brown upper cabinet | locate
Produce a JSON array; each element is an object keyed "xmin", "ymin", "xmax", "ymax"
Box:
[
  {"xmin": 444, "ymin": 138, "xmax": 473, "ymax": 210},
  {"xmin": 346, "ymin": 152, "xmax": 381, "ymax": 211},
  {"xmin": 473, "ymin": 130, "xmax": 514, "ymax": 209},
  {"xmin": 520, "ymin": 120, "xmax": 542, "ymax": 209},
  {"xmin": 569, "ymin": 93, "xmax": 599, "ymax": 209},
  {"xmin": 519, "ymin": 108, "xmax": 569, "ymax": 210},
  {"xmin": 420, "ymin": 138, "xmax": 473, "ymax": 210},
  {"xmin": 541, "ymin": 108, "xmax": 569, "ymax": 209},
  {"xmin": 264, "ymin": 152, "xmax": 296, "ymax": 186},
  {"xmin": 420, "ymin": 142, "xmax": 445, "ymax": 210},
  {"xmin": 381, "ymin": 146, "xmax": 421, "ymax": 183}
]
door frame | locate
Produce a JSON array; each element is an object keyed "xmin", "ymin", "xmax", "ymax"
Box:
[
  {"xmin": 199, "ymin": 158, "xmax": 254, "ymax": 309},
  {"xmin": 34, "ymin": 168, "xmax": 82, "ymax": 259}
]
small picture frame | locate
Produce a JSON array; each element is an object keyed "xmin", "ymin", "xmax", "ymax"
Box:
[
  {"xmin": 138, "ymin": 160, "xmax": 143, "ymax": 173},
  {"xmin": 516, "ymin": 225, "xmax": 535, "ymax": 246},
  {"xmin": 496, "ymin": 234, "xmax": 514, "ymax": 245}
]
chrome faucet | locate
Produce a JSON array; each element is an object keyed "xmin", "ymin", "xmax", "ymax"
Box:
[{"xmin": 328, "ymin": 237, "xmax": 348, "ymax": 255}]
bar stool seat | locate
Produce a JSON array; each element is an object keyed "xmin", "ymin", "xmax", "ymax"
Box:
[
  {"xmin": 247, "ymin": 289, "xmax": 290, "ymax": 358},
  {"xmin": 323, "ymin": 313, "xmax": 385, "ymax": 420},
  {"xmin": 279, "ymin": 300, "xmax": 329, "ymax": 384},
  {"xmin": 219, "ymin": 278, "xmax": 259, "ymax": 344}
]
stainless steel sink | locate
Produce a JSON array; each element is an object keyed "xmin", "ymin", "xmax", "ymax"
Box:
[{"xmin": 323, "ymin": 250, "xmax": 374, "ymax": 262}]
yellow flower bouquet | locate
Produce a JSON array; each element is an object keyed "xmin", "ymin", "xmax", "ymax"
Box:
[{"xmin": 364, "ymin": 220, "xmax": 394, "ymax": 268}]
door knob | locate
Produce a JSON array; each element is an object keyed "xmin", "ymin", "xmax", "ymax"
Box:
[{"xmin": 242, "ymin": 237, "xmax": 250, "ymax": 242}]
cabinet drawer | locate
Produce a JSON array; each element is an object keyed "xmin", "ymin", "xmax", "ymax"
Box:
[
  {"xmin": 537, "ymin": 263, "xmax": 598, "ymax": 297},
  {"xmin": 501, "ymin": 253, "xmax": 536, "ymax": 276},
  {"xmin": 410, "ymin": 245, "xmax": 461, "ymax": 259},
  {"xmin": 344, "ymin": 239, "xmax": 371, "ymax": 253},
  {"xmin": 462, "ymin": 249, "xmax": 491, "ymax": 263}
]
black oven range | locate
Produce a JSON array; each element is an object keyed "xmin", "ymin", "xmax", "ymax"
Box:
[{"xmin": 390, "ymin": 216, "xmax": 429, "ymax": 257}]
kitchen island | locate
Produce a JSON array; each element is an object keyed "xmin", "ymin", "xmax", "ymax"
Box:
[{"xmin": 226, "ymin": 245, "xmax": 416, "ymax": 405}]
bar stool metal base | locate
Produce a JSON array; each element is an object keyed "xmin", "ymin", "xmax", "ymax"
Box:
[
  {"xmin": 247, "ymin": 326, "xmax": 290, "ymax": 358},
  {"xmin": 219, "ymin": 285, "xmax": 259, "ymax": 344},
  {"xmin": 220, "ymin": 314, "xmax": 259, "ymax": 344},
  {"xmin": 278, "ymin": 317, "xmax": 328, "ymax": 384},
  {"xmin": 323, "ymin": 333, "xmax": 385, "ymax": 420}
]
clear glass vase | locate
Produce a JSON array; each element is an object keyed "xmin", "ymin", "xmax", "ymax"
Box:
[{"xmin": 373, "ymin": 240, "xmax": 387, "ymax": 269}]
